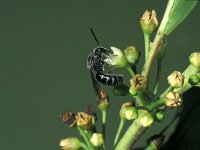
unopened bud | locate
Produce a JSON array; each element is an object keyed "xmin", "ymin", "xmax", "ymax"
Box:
[
  {"xmin": 124, "ymin": 107, "xmax": 138, "ymax": 120},
  {"xmin": 147, "ymin": 134, "xmax": 165, "ymax": 150},
  {"xmin": 77, "ymin": 112, "xmax": 93, "ymax": 130},
  {"xmin": 124, "ymin": 46, "xmax": 140, "ymax": 65},
  {"xmin": 97, "ymin": 89, "xmax": 109, "ymax": 110},
  {"xmin": 90, "ymin": 133, "xmax": 104, "ymax": 147},
  {"xmin": 61, "ymin": 111, "xmax": 77, "ymax": 127},
  {"xmin": 167, "ymin": 71, "xmax": 184, "ymax": 88},
  {"xmin": 104, "ymin": 47, "xmax": 128, "ymax": 69},
  {"xmin": 120, "ymin": 101, "xmax": 135, "ymax": 120},
  {"xmin": 60, "ymin": 137, "xmax": 81, "ymax": 150},
  {"xmin": 113, "ymin": 84, "xmax": 129, "ymax": 96},
  {"xmin": 139, "ymin": 110, "xmax": 154, "ymax": 127},
  {"xmin": 189, "ymin": 74, "xmax": 200, "ymax": 85},
  {"xmin": 140, "ymin": 10, "xmax": 159, "ymax": 35},
  {"xmin": 130, "ymin": 74, "xmax": 148, "ymax": 90},
  {"xmin": 189, "ymin": 52, "xmax": 200, "ymax": 68},
  {"xmin": 165, "ymin": 92, "xmax": 182, "ymax": 108},
  {"xmin": 155, "ymin": 111, "xmax": 165, "ymax": 122},
  {"xmin": 129, "ymin": 87, "xmax": 138, "ymax": 96}
]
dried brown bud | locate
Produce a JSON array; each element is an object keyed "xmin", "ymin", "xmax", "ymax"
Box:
[
  {"xmin": 130, "ymin": 74, "xmax": 148, "ymax": 90},
  {"xmin": 147, "ymin": 134, "xmax": 165, "ymax": 149},
  {"xmin": 77, "ymin": 112, "xmax": 93, "ymax": 130},
  {"xmin": 61, "ymin": 111, "xmax": 77, "ymax": 127}
]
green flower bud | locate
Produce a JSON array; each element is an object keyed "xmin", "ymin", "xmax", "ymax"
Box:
[
  {"xmin": 139, "ymin": 110, "xmax": 154, "ymax": 127},
  {"xmin": 140, "ymin": 10, "xmax": 159, "ymax": 35},
  {"xmin": 124, "ymin": 46, "xmax": 140, "ymax": 65},
  {"xmin": 113, "ymin": 84, "xmax": 129, "ymax": 96},
  {"xmin": 61, "ymin": 111, "xmax": 77, "ymax": 127},
  {"xmin": 97, "ymin": 89, "xmax": 109, "ymax": 110},
  {"xmin": 124, "ymin": 107, "xmax": 138, "ymax": 120},
  {"xmin": 189, "ymin": 52, "xmax": 200, "ymax": 68},
  {"xmin": 77, "ymin": 112, "xmax": 93, "ymax": 130},
  {"xmin": 167, "ymin": 71, "xmax": 184, "ymax": 88},
  {"xmin": 120, "ymin": 101, "xmax": 135, "ymax": 120},
  {"xmin": 130, "ymin": 74, "xmax": 148, "ymax": 90},
  {"xmin": 104, "ymin": 47, "xmax": 128, "ymax": 69},
  {"xmin": 129, "ymin": 87, "xmax": 138, "ymax": 96},
  {"xmin": 155, "ymin": 111, "xmax": 165, "ymax": 122},
  {"xmin": 189, "ymin": 74, "xmax": 200, "ymax": 85},
  {"xmin": 90, "ymin": 133, "xmax": 104, "ymax": 147},
  {"xmin": 60, "ymin": 137, "xmax": 81, "ymax": 150},
  {"xmin": 165, "ymin": 92, "xmax": 182, "ymax": 108}
]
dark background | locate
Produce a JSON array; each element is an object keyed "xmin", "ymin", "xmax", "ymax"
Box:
[{"xmin": 0, "ymin": 1, "xmax": 199, "ymax": 150}]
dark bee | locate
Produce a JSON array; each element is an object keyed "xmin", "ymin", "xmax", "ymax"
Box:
[{"xmin": 87, "ymin": 28, "xmax": 124, "ymax": 87}]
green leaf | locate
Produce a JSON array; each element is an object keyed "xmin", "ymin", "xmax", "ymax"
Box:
[
  {"xmin": 162, "ymin": 87, "xmax": 200, "ymax": 150},
  {"xmin": 164, "ymin": 0, "xmax": 198, "ymax": 35}
]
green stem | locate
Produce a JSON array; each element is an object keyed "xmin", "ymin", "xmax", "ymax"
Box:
[
  {"xmin": 77, "ymin": 127, "xmax": 95, "ymax": 150},
  {"xmin": 153, "ymin": 60, "xmax": 162, "ymax": 95},
  {"xmin": 102, "ymin": 109, "xmax": 107, "ymax": 140},
  {"xmin": 141, "ymin": 0, "xmax": 175, "ymax": 78},
  {"xmin": 115, "ymin": 118, "xmax": 146, "ymax": 150},
  {"xmin": 148, "ymin": 98, "xmax": 165, "ymax": 110},
  {"xmin": 144, "ymin": 33, "xmax": 150, "ymax": 61},
  {"xmin": 81, "ymin": 142, "xmax": 89, "ymax": 150},
  {"xmin": 126, "ymin": 65, "xmax": 136, "ymax": 77},
  {"xmin": 113, "ymin": 119, "xmax": 126, "ymax": 147}
]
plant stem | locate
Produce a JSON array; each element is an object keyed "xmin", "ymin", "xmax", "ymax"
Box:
[
  {"xmin": 77, "ymin": 127, "xmax": 95, "ymax": 150},
  {"xmin": 153, "ymin": 60, "xmax": 162, "ymax": 95},
  {"xmin": 102, "ymin": 109, "xmax": 107, "ymax": 140},
  {"xmin": 148, "ymin": 98, "xmax": 165, "ymax": 110},
  {"xmin": 113, "ymin": 119, "xmax": 126, "ymax": 147},
  {"xmin": 144, "ymin": 33, "xmax": 150, "ymax": 61},
  {"xmin": 81, "ymin": 142, "xmax": 89, "ymax": 150},
  {"xmin": 141, "ymin": 0, "xmax": 175, "ymax": 78},
  {"xmin": 126, "ymin": 65, "xmax": 136, "ymax": 77},
  {"xmin": 115, "ymin": 118, "xmax": 146, "ymax": 150}
]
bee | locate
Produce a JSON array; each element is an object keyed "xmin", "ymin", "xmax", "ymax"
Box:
[{"xmin": 87, "ymin": 28, "xmax": 124, "ymax": 88}]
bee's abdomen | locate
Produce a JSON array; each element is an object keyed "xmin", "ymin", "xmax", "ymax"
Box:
[{"xmin": 96, "ymin": 72, "xmax": 124, "ymax": 86}]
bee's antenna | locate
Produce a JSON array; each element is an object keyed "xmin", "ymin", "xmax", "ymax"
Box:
[{"xmin": 90, "ymin": 28, "xmax": 100, "ymax": 46}]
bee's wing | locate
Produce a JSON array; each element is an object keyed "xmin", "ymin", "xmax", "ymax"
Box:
[{"xmin": 90, "ymin": 70, "xmax": 101, "ymax": 96}]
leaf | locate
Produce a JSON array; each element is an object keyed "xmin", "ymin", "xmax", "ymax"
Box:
[
  {"xmin": 164, "ymin": 0, "xmax": 198, "ymax": 35},
  {"xmin": 162, "ymin": 87, "xmax": 200, "ymax": 150}
]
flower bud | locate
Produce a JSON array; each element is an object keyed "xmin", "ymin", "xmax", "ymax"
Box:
[
  {"xmin": 61, "ymin": 111, "xmax": 77, "ymax": 127},
  {"xmin": 167, "ymin": 71, "xmax": 184, "ymax": 88},
  {"xmin": 104, "ymin": 47, "xmax": 128, "ymax": 69},
  {"xmin": 130, "ymin": 74, "xmax": 148, "ymax": 90},
  {"xmin": 97, "ymin": 89, "xmax": 109, "ymax": 110},
  {"xmin": 60, "ymin": 137, "xmax": 81, "ymax": 150},
  {"xmin": 90, "ymin": 133, "xmax": 104, "ymax": 147},
  {"xmin": 147, "ymin": 134, "xmax": 165, "ymax": 150},
  {"xmin": 189, "ymin": 74, "xmax": 200, "ymax": 85},
  {"xmin": 124, "ymin": 107, "xmax": 138, "ymax": 120},
  {"xmin": 86, "ymin": 106, "xmax": 97, "ymax": 125},
  {"xmin": 140, "ymin": 10, "xmax": 159, "ymax": 35},
  {"xmin": 120, "ymin": 101, "xmax": 135, "ymax": 120},
  {"xmin": 76, "ymin": 112, "xmax": 93, "ymax": 130},
  {"xmin": 129, "ymin": 87, "xmax": 138, "ymax": 96},
  {"xmin": 189, "ymin": 52, "xmax": 200, "ymax": 68},
  {"xmin": 155, "ymin": 111, "xmax": 165, "ymax": 122},
  {"xmin": 113, "ymin": 84, "xmax": 129, "ymax": 96},
  {"xmin": 139, "ymin": 110, "xmax": 154, "ymax": 127},
  {"xmin": 124, "ymin": 46, "xmax": 140, "ymax": 65},
  {"xmin": 165, "ymin": 92, "xmax": 182, "ymax": 108}
]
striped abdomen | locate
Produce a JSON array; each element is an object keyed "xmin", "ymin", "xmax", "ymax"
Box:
[{"xmin": 96, "ymin": 72, "xmax": 124, "ymax": 86}]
